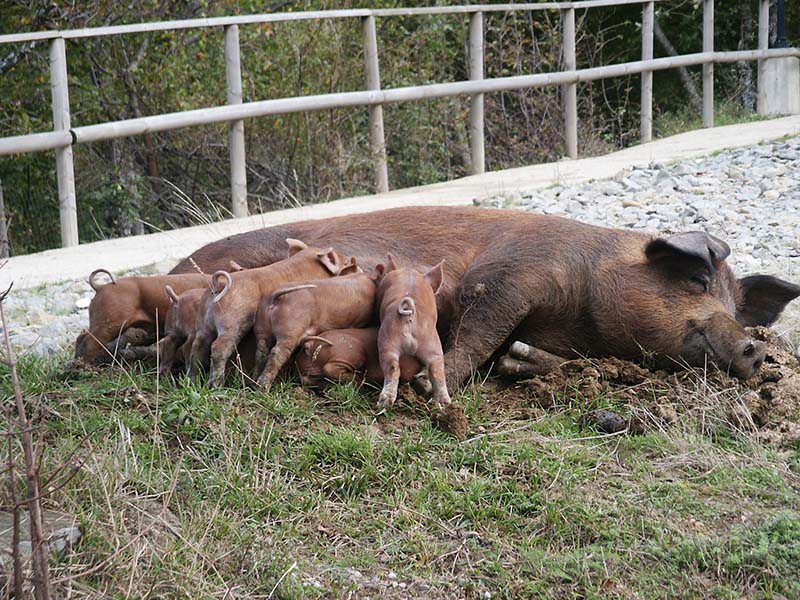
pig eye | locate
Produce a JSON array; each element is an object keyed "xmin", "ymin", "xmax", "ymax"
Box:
[{"xmin": 690, "ymin": 274, "xmax": 710, "ymax": 292}]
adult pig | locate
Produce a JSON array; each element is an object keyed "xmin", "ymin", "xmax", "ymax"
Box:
[{"xmin": 171, "ymin": 207, "xmax": 800, "ymax": 386}]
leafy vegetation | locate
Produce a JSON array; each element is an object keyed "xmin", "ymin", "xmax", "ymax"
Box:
[{"xmin": 1, "ymin": 1, "xmax": 799, "ymax": 253}]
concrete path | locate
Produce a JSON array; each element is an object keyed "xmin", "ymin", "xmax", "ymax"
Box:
[{"xmin": 4, "ymin": 115, "xmax": 800, "ymax": 291}]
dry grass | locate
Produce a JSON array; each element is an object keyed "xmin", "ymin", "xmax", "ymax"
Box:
[{"xmin": 2, "ymin": 346, "xmax": 799, "ymax": 599}]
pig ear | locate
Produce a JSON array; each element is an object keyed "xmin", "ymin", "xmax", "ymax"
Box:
[
  {"xmin": 339, "ymin": 257, "xmax": 359, "ymax": 276},
  {"xmin": 424, "ymin": 261, "xmax": 445, "ymax": 295},
  {"xmin": 374, "ymin": 263, "xmax": 386, "ymax": 281},
  {"xmin": 386, "ymin": 253, "xmax": 398, "ymax": 272},
  {"xmin": 736, "ymin": 275, "xmax": 800, "ymax": 327},
  {"xmin": 286, "ymin": 238, "xmax": 308, "ymax": 257},
  {"xmin": 228, "ymin": 260, "xmax": 245, "ymax": 272},
  {"xmin": 165, "ymin": 285, "xmax": 180, "ymax": 304},
  {"xmin": 645, "ymin": 232, "xmax": 731, "ymax": 275},
  {"xmin": 316, "ymin": 248, "xmax": 341, "ymax": 275}
]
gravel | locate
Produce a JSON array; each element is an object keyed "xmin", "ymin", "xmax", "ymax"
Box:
[{"xmin": 4, "ymin": 136, "xmax": 800, "ymax": 358}]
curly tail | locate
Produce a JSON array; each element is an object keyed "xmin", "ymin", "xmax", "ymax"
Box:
[
  {"xmin": 211, "ymin": 270, "xmax": 233, "ymax": 303},
  {"xmin": 300, "ymin": 335, "xmax": 334, "ymax": 347},
  {"xmin": 89, "ymin": 269, "xmax": 116, "ymax": 291},
  {"xmin": 398, "ymin": 297, "xmax": 415, "ymax": 316},
  {"xmin": 270, "ymin": 284, "xmax": 317, "ymax": 303}
]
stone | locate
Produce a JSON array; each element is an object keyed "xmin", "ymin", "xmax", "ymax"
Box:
[
  {"xmin": 51, "ymin": 293, "xmax": 80, "ymax": 316},
  {"xmin": 9, "ymin": 331, "xmax": 39, "ymax": 350},
  {"xmin": 27, "ymin": 308, "xmax": 54, "ymax": 326},
  {"xmin": 737, "ymin": 185, "xmax": 761, "ymax": 201},
  {"xmin": 0, "ymin": 510, "xmax": 81, "ymax": 567}
]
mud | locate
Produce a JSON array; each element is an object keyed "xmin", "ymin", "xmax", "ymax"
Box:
[
  {"xmin": 515, "ymin": 327, "xmax": 800, "ymax": 446},
  {"xmin": 431, "ymin": 402, "xmax": 468, "ymax": 440}
]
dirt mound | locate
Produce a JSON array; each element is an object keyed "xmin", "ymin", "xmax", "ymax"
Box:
[{"xmin": 518, "ymin": 327, "xmax": 800, "ymax": 446}]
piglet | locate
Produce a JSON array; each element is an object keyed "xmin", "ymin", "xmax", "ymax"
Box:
[
  {"xmin": 253, "ymin": 262, "xmax": 376, "ymax": 391},
  {"xmin": 375, "ymin": 255, "xmax": 450, "ymax": 410},
  {"xmin": 157, "ymin": 285, "xmax": 207, "ymax": 377},
  {"xmin": 296, "ymin": 327, "xmax": 421, "ymax": 388},
  {"xmin": 190, "ymin": 239, "xmax": 344, "ymax": 387}
]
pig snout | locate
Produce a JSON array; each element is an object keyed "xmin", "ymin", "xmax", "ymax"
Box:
[
  {"xmin": 683, "ymin": 314, "xmax": 766, "ymax": 379},
  {"xmin": 729, "ymin": 338, "xmax": 766, "ymax": 380}
]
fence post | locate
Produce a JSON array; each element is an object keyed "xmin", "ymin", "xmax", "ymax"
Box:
[
  {"xmin": 49, "ymin": 37, "xmax": 78, "ymax": 248},
  {"xmin": 562, "ymin": 7, "xmax": 577, "ymax": 159},
  {"xmin": 0, "ymin": 178, "xmax": 8, "ymax": 258},
  {"xmin": 469, "ymin": 11, "xmax": 485, "ymax": 175},
  {"xmin": 640, "ymin": 1, "xmax": 654, "ymax": 143},
  {"xmin": 756, "ymin": 0, "xmax": 769, "ymax": 115},
  {"xmin": 702, "ymin": 0, "xmax": 714, "ymax": 128},
  {"xmin": 225, "ymin": 25, "xmax": 248, "ymax": 218},
  {"xmin": 362, "ymin": 15, "xmax": 389, "ymax": 194}
]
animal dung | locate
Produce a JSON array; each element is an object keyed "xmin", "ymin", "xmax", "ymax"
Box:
[{"xmin": 431, "ymin": 402, "xmax": 468, "ymax": 440}]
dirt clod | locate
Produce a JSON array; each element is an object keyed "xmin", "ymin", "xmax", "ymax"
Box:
[
  {"xmin": 581, "ymin": 409, "xmax": 627, "ymax": 434},
  {"xmin": 432, "ymin": 402, "xmax": 468, "ymax": 440}
]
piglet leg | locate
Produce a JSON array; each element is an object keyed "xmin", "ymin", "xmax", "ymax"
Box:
[
  {"xmin": 377, "ymin": 352, "xmax": 402, "ymax": 410},
  {"xmin": 156, "ymin": 336, "xmax": 179, "ymax": 377},
  {"xmin": 418, "ymin": 340, "xmax": 451, "ymax": 408},
  {"xmin": 256, "ymin": 337, "xmax": 300, "ymax": 393},
  {"xmin": 426, "ymin": 356, "xmax": 451, "ymax": 408}
]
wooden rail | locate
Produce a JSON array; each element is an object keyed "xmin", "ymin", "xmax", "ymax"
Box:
[{"xmin": 0, "ymin": 1, "xmax": 797, "ymax": 248}]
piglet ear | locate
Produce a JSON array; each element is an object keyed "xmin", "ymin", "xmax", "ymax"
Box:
[
  {"xmin": 316, "ymin": 248, "xmax": 341, "ymax": 275},
  {"xmin": 386, "ymin": 253, "xmax": 399, "ymax": 273},
  {"xmin": 165, "ymin": 285, "xmax": 180, "ymax": 304},
  {"xmin": 645, "ymin": 232, "xmax": 730, "ymax": 276},
  {"xmin": 736, "ymin": 274, "xmax": 800, "ymax": 327},
  {"xmin": 228, "ymin": 260, "xmax": 245, "ymax": 272},
  {"xmin": 339, "ymin": 257, "xmax": 359, "ymax": 276},
  {"xmin": 286, "ymin": 238, "xmax": 308, "ymax": 257},
  {"xmin": 424, "ymin": 260, "xmax": 445, "ymax": 295},
  {"xmin": 374, "ymin": 263, "xmax": 386, "ymax": 282}
]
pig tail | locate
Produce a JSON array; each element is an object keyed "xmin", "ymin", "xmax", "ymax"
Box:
[
  {"xmin": 211, "ymin": 270, "xmax": 233, "ymax": 303},
  {"xmin": 89, "ymin": 269, "xmax": 116, "ymax": 290}
]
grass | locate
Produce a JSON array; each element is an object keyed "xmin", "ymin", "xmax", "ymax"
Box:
[
  {"xmin": 655, "ymin": 99, "xmax": 772, "ymax": 140},
  {"xmin": 3, "ymin": 353, "xmax": 800, "ymax": 599}
]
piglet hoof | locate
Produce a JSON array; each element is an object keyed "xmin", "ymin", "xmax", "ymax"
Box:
[
  {"xmin": 256, "ymin": 377, "xmax": 273, "ymax": 394},
  {"xmin": 411, "ymin": 372, "xmax": 433, "ymax": 398},
  {"xmin": 431, "ymin": 393, "xmax": 452, "ymax": 410},
  {"xmin": 376, "ymin": 393, "xmax": 396, "ymax": 413}
]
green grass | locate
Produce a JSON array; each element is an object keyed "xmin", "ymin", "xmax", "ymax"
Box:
[
  {"xmin": 3, "ymin": 354, "xmax": 800, "ymax": 599},
  {"xmin": 655, "ymin": 99, "xmax": 772, "ymax": 139}
]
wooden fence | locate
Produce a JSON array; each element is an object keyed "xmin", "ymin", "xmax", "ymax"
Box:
[{"xmin": 0, "ymin": 1, "xmax": 798, "ymax": 248}]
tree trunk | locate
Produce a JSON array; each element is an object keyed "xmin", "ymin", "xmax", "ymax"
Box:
[
  {"xmin": 653, "ymin": 17, "xmax": 703, "ymax": 112},
  {"xmin": 738, "ymin": 0, "xmax": 756, "ymax": 111}
]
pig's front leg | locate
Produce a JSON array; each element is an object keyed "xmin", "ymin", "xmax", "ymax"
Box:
[
  {"xmin": 496, "ymin": 342, "xmax": 568, "ymax": 381},
  {"xmin": 441, "ymin": 256, "xmax": 537, "ymax": 389}
]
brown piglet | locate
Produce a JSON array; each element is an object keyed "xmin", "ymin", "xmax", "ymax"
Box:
[
  {"xmin": 75, "ymin": 259, "xmax": 245, "ymax": 367},
  {"xmin": 295, "ymin": 327, "xmax": 422, "ymax": 388},
  {"xmin": 190, "ymin": 239, "xmax": 344, "ymax": 387},
  {"xmin": 253, "ymin": 262, "xmax": 375, "ymax": 391},
  {"xmin": 157, "ymin": 286, "xmax": 207, "ymax": 377},
  {"xmin": 375, "ymin": 255, "xmax": 450, "ymax": 410}
]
